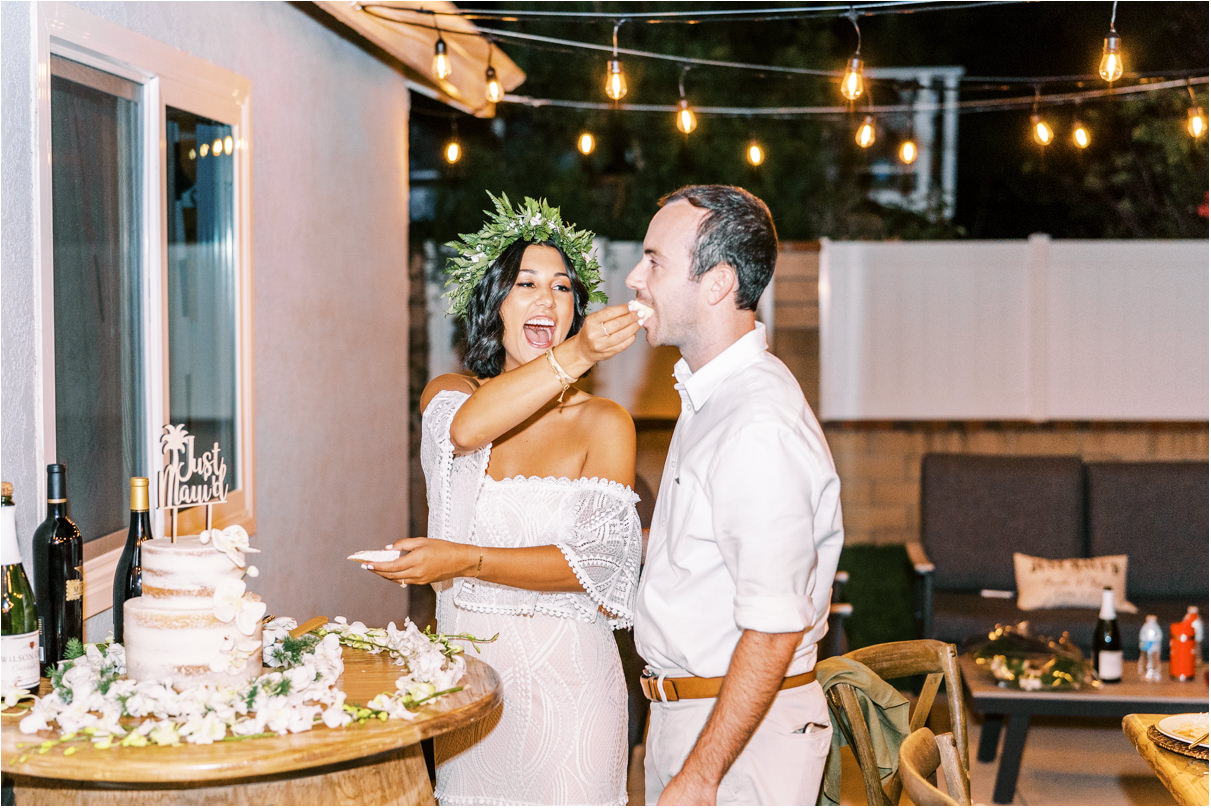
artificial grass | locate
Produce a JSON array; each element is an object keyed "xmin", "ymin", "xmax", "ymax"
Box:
[{"xmin": 837, "ymin": 544, "xmax": 920, "ymax": 650}]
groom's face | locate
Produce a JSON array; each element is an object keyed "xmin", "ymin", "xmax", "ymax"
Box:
[{"xmin": 626, "ymin": 200, "xmax": 708, "ymax": 351}]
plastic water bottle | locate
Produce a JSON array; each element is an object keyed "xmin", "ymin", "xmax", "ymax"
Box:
[{"xmin": 1137, "ymin": 615, "xmax": 1163, "ymax": 682}]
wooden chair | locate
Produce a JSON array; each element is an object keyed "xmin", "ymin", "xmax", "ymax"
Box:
[
  {"xmin": 825, "ymin": 638, "xmax": 968, "ymax": 805},
  {"xmin": 899, "ymin": 727, "xmax": 972, "ymax": 805}
]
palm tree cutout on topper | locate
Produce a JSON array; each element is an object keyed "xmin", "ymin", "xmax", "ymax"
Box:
[{"xmin": 158, "ymin": 423, "xmax": 230, "ymax": 542}]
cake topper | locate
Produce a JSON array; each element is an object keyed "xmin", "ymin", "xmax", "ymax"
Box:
[{"xmin": 158, "ymin": 423, "xmax": 230, "ymax": 541}]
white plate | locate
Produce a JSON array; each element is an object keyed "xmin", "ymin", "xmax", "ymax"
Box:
[
  {"xmin": 346, "ymin": 549, "xmax": 401, "ymax": 563},
  {"xmin": 1156, "ymin": 713, "xmax": 1209, "ymax": 748}
]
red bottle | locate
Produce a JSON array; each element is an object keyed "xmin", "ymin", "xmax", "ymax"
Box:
[{"xmin": 1170, "ymin": 618, "xmax": 1197, "ymax": 681}]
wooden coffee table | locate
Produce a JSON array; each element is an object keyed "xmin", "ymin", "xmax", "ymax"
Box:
[
  {"xmin": 1, "ymin": 648, "xmax": 501, "ymax": 805},
  {"xmin": 959, "ymin": 654, "xmax": 1208, "ymax": 805}
]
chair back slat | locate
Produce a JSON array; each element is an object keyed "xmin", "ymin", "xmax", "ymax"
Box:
[{"xmin": 935, "ymin": 732, "xmax": 972, "ymax": 805}]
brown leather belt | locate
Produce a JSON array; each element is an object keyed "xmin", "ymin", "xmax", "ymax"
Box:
[{"xmin": 640, "ymin": 668, "xmax": 816, "ymax": 702}]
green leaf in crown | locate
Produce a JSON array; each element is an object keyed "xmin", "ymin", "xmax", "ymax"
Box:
[{"xmin": 443, "ymin": 191, "xmax": 607, "ymax": 319}]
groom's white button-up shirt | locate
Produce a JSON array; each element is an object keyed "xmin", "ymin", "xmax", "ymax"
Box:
[{"xmin": 635, "ymin": 323, "xmax": 844, "ymax": 679}]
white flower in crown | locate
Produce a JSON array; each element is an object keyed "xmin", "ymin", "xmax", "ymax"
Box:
[
  {"xmin": 212, "ymin": 578, "xmax": 268, "ymax": 634},
  {"xmin": 199, "ymin": 524, "xmax": 260, "ymax": 568}
]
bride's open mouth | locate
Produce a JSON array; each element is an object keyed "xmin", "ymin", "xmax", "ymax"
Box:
[{"xmin": 523, "ymin": 316, "xmax": 557, "ymax": 349}]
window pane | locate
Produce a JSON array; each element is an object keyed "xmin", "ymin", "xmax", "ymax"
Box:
[
  {"xmin": 50, "ymin": 58, "xmax": 144, "ymax": 541},
  {"xmin": 166, "ymin": 109, "xmax": 239, "ymax": 490}
]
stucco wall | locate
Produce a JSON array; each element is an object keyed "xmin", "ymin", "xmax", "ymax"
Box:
[{"xmin": 1, "ymin": 1, "xmax": 416, "ymax": 634}]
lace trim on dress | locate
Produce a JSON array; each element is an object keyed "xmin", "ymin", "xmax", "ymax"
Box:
[{"xmin": 422, "ymin": 390, "xmax": 643, "ymax": 628}]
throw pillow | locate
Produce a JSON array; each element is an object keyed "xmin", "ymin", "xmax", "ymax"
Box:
[{"xmin": 1014, "ymin": 553, "xmax": 1138, "ymax": 613}]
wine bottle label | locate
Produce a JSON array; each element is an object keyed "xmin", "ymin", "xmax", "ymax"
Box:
[
  {"xmin": 1, "ymin": 630, "xmax": 41, "ymax": 690},
  {"xmin": 66, "ymin": 577, "xmax": 84, "ymax": 601},
  {"xmin": 1098, "ymin": 650, "xmax": 1123, "ymax": 681}
]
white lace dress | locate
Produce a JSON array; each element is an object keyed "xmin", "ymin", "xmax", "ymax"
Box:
[{"xmin": 421, "ymin": 390, "xmax": 643, "ymax": 806}]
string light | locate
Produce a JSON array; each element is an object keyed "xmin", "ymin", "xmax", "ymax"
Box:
[
  {"xmin": 484, "ymin": 42, "xmax": 502, "ymax": 103},
  {"xmin": 604, "ymin": 21, "xmax": 628, "ymax": 101},
  {"xmin": 444, "ymin": 138, "xmax": 461, "ymax": 163},
  {"xmin": 1187, "ymin": 106, "xmax": 1207, "ymax": 138},
  {"xmin": 746, "ymin": 139, "xmax": 765, "ymax": 165},
  {"xmin": 899, "ymin": 137, "xmax": 918, "ymax": 164},
  {"xmin": 676, "ymin": 67, "xmax": 697, "ymax": 134},
  {"xmin": 855, "ymin": 115, "xmax": 876, "ymax": 148},
  {"xmin": 1098, "ymin": 2, "xmax": 1123, "ymax": 83},
  {"xmin": 432, "ymin": 23, "xmax": 452, "ymax": 80},
  {"xmin": 577, "ymin": 131, "xmax": 596, "ymax": 154},
  {"xmin": 1031, "ymin": 114, "xmax": 1054, "ymax": 145},
  {"xmin": 1072, "ymin": 118, "xmax": 1091, "ymax": 149},
  {"xmin": 840, "ymin": 11, "xmax": 864, "ymax": 101},
  {"xmin": 1186, "ymin": 83, "xmax": 1206, "ymax": 139}
]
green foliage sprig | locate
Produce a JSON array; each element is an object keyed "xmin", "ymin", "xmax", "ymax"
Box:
[{"xmin": 443, "ymin": 191, "xmax": 607, "ymax": 319}]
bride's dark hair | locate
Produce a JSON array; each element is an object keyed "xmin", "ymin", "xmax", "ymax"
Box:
[{"xmin": 462, "ymin": 239, "xmax": 590, "ymax": 378}]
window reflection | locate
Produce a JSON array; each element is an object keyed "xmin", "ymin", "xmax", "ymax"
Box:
[{"xmin": 166, "ymin": 108, "xmax": 239, "ymax": 491}]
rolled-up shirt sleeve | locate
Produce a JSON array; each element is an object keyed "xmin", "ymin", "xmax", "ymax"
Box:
[{"xmin": 708, "ymin": 422, "xmax": 834, "ymax": 634}]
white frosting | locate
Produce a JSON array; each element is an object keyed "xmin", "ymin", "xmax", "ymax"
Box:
[
  {"xmin": 628, "ymin": 299, "xmax": 654, "ymax": 325},
  {"xmin": 124, "ymin": 536, "xmax": 264, "ymax": 687}
]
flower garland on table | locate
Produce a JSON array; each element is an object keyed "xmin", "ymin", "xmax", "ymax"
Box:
[
  {"xmin": 443, "ymin": 191, "xmax": 607, "ymax": 319},
  {"xmin": 3, "ymin": 617, "xmax": 490, "ymax": 759}
]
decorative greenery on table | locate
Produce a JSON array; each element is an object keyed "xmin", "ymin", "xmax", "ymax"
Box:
[
  {"xmin": 3, "ymin": 617, "xmax": 493, "ymax": 760},
  {"xmin": 969, "ymin": 622, "xmax": 1100, "ymax": 691}
]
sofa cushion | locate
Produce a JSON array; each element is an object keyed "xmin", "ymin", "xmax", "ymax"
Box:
[
  {"xmin": 921, "ymin": 454, "xmax": 1085, "ymax": 591},
  {"xmin": 1085, "ymin": 462, "xmax": 1209, "ymax": 602},
  {"xmin": 932, "ymin": 592, "xmax": 1203, "ymax": 660}
]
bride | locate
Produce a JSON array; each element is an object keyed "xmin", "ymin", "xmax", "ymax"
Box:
[{"xmin": 363, "ymin": 193, "xmax": 644, "ymax": 805}]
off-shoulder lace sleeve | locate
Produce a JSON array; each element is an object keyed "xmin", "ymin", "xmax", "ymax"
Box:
[
  {"xmin": 555, "ymin": 482, "xmax": 643, "ymax": 628},
  {"xmin": 421, "ymin": 390, "xmax": 489, "ymax": 543}
]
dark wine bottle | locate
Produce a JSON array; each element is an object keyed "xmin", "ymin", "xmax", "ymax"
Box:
[
  {"xmin": 112, "ymin": 476, "xmax": 152, "ymax": 644},
  {"xmin": 31, "ymin": 464, "xmax": 83, "ymax": 668},
  {"xmin": 2, "ymin": 485, "xmax": 42, "ymax": 690},
  {"xmin": 1092, "ymin": 586, "xmax": 1122, "ymax": 683}
]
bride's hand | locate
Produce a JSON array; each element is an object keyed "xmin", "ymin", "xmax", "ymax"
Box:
[
  {"xmin": 573, "ymin": 304, "xmax": 640, "ymax": 365},
  {"xmin": 362, "ymin": 538, "xmax": 479, "ymax": 586}
]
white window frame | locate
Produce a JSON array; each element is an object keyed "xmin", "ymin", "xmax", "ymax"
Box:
[{"xmin": 35, "ymin": 3, "xmax": 255, "ymax": 619}]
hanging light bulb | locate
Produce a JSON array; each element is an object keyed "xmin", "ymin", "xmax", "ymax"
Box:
[
  {"xmin": 577, "ymin": 131, "xmax": 596, "ymax": 155},
  {"xmin": 855, "ymin": 115, "xmax": 876, "ymax": 149},
  {"xmin": 432, "ymin": 33, "xmax": 452, "ymax": 81},
  {"xmin": 1072, "ymin": 120, "xmax": 1092, "ymax": 149},
  {"xmin": 604, "ymin": 21, "xmax": 628, "ymax": 101},
  {"xmin": 1187, "ymin": 106, "xmax": 1207, "ymax": 139},
  {"xmin": 1031, "ymin": 114, "xmax": 1054, "ymax": 146},
  {"xmin": 1098, "ymin": 29, "xmax": 1124, "ymax": 82},
  {"xmin": 484, "ymin": 66, "xmax": 502, "ymax": 104},
  {"xmin": 746, "ymin": 140, "xmax": 765, "ymax": 166},
  {"xmin": 898, "ymin": 137, "xmax": 918, "ymax": 164},
  {"xmin": 605, "ymin": 59, "xmax": 628, "ymax": 101},
  {"xmin": 676, "ymin": 99, "xmax": 698, "ymax": 135},
  {"xmin": 444, "ymin": 139, "xmax": 461, "ymax": 164},
  {"xmin": 841, "ymin": 56, "xmax": 865, "ymax": 101}
]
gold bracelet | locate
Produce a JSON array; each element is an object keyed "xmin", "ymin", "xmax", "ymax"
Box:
[
  {"xmin": 474, "ymin": 552, "xmax": 484, "ymax": 578},
  {"xmin": 545, "ymin": 348, "xmax": 577, "ymax": 403}
]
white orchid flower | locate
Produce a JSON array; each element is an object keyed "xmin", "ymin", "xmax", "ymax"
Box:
[{"xmin": 200, "ymin": 524, "xmax": 259, "ymax": 568}]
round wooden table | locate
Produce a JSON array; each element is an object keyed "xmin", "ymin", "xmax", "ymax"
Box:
[{"xmin": 1, "ymin": 648, "xmax": 501, "ymax": 805}]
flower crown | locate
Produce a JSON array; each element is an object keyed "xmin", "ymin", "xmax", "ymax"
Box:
[{"xmin": 443, "ymin": 191, "xmax": 607, "ymax": 319}]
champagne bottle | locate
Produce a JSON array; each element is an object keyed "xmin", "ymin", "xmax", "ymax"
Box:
[
  {"xmin": 32, "ymin": 464, "xmax": 84, "ymax": 667},
  {"xmin": 2, "ymin": 485, "xmax": 42, "ymax": 690},
  {"xmin": 112, "ymin": 477, "xmax": 153, "ymax": 643},
  {"xmin": 1092, "ymin": 586, "xmax": 1122, "ymax": 683}
]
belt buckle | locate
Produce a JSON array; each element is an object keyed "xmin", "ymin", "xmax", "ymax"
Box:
[{"xmin": 641, "ymin": 669, "xmax": 678, "ymax": 702}]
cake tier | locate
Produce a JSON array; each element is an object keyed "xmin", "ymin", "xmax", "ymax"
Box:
[
  {"xmin": 140, "ymin": 536, "xmax": 245, "ymax": 609},
  {"xmin": 124, "ymin": 595, "xmax": 263, "ymax": 687}
]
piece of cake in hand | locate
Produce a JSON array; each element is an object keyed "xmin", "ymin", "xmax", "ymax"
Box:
[
  {"xmin": 628, "ymin": 299, "xmax": 654, "ymax": 326},
  {"xmin": 123, "ymin": 526, "xmax": 265, "ymax": 688}
]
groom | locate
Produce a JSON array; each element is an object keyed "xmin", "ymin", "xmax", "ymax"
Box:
[{"xmin": 627, "ymin": 185, "xmax": 844, "ymax": 806}]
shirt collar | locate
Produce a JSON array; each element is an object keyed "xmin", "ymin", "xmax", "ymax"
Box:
[{"xmin": 673, "ymin": 322, "xmax": 768, "ymax": 413}]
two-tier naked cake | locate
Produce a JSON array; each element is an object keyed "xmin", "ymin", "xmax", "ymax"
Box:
[{"xmin": 123, "ymin": 528, "xmax": 265, "ymax": 688}]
